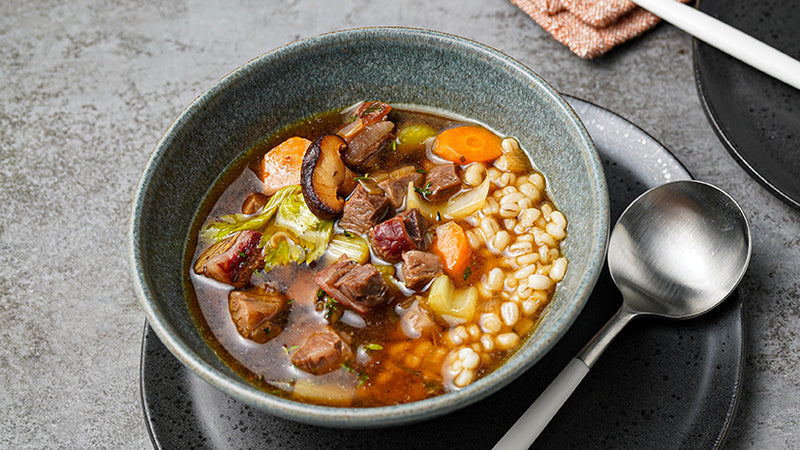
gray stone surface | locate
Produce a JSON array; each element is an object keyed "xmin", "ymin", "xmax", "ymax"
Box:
[{"xmin": 1, "ymin": 0, "xmax": 797, "ymax": 448}]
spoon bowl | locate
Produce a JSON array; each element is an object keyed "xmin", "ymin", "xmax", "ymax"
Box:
[
  {"xmin": 609, "ymin": 180, "xmax": 751, "ymax": 319},
  {"xmin": 495, "ymin": 180, "xmax": 751, "ymax": 449}
]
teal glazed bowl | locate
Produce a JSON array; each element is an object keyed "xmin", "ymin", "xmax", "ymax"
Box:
[{"xmin": 129, "ymin": 27, "xmax": 609, "ymax": 428}]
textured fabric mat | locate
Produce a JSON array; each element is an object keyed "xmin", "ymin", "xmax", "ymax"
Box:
[{"xmin": 511, "ymin": 0, "xmax": 692, "ymax": 58}]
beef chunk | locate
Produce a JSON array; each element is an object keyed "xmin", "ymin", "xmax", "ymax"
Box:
[
  {"xmin": 291, "ymin": 327, "xmax": 352, "ymax": 375},
  {"xmin": 341, "ymin": 121, "xmax": 395, "ymax": 171},
  {"xmin": 194, "ymin": 230, "xmax": 263, "ymax": 287},
  {"xmin": 338, "ymin": 185, "xmax": 389, "ymax": 235},
  {"xmin": 337, "ymin": 101, "xmax": 393, "ymax": 144},
  {"xmin": 399, "ymin": 300, "xmax": 441, "ymax": 339},
  {"xmin": 424, "ymin": 164, "xmax": 462, "ymax": 203},
  {"xmin": 397, "ymin": 208, "xmax": 430, "ymax": 250},
  {"xmin": 228, "ymin": 286, "xmax": 288, "ymax": 343},
  {"xmin": 378, "ymin": 171, "xmax": 423, "ymax": 209},
  {"xmin": 401, "ymin": 251, "xmax": 443, "ymax": 290},
  {"xmin": 315, "ymin": 256, "xmax": 393, "ymax": 314},
  {"xmin": 369, "ymin": 216, "xmax": 418, "ymax": 263}
]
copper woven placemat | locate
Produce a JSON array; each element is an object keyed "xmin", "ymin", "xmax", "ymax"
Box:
[{"xmin": 511, "ymin": 0, "xmax": 692, "ymax": 58}]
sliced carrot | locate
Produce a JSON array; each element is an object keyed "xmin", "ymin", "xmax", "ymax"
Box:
[
  {"xmin": 259, "ymin": 136, "xmax": 311, "ymax": 195},
  {"xmin": 432, "ymin": 221, "xmax": 472, "ymax": 278},
  {"xmin": 432, "ymin": 125, "xmax": 503, "ymax": 164}
]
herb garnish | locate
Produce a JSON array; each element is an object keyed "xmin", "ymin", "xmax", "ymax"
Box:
[
  {"xmin": 361, "ymin": 102, "xmax": 383, "ymax": 115},
  {"xmin": 415, "ymin": 168, "xmax": 426, "ymax": 174},
  {"xmin": 343, "ymin": 230, "xmax": 354, "ymax": 238},
  {"xmin": 282, "ymin": 345, "xmax": 298, "ymax": 354},
  {"xmin": 463, "ymin": 266, "xmax": 472, "ymax": 280},
  {"xmin": 364, "ymin": 343, "xmax": 383, "ymax": 351},
  {"xmin": 324, "ymin": 296, "xmax": 339, "ymax": 319},
  {"xmin": 414, "ymin": 182, "xmax": 433, "ymax": 197},
  {"xmin": 343, "ymin": 361, "xmax": 370, "ymax": 387},
  {"xmin": 354, "ymin": 176, "xmax": 372, "ymax": 182}
]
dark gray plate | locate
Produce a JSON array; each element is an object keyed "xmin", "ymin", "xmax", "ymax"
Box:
[
  {"xmin": 694, "ymin": 0, "xmax": 800, "ymax": 210},
  {"xmin": 141, "ymin": 96, "xmax": 743, "ymax": 449}
]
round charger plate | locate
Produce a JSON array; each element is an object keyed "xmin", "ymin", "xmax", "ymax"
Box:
[
  {"xmin": 694, "ymin": 0, "xmax": 800, "ymax": 210},
  {"xmin": 140, "ymin": 96, "xmax": 743, "ymax": 449}
]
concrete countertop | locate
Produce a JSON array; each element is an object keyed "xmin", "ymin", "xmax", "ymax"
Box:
[{"xmin": 2, "ymin": 0, "xmax": 798, "ymax": 448}]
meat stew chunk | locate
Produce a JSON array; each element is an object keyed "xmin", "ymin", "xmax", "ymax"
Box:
[
  {"xmin": 379, "ymin": 171, "xmax": 423, "ymax": 209},
  {"xmin": 291, "ymin": 327, "xmax": 352, "ymax": 375},
  {"xmin": 369, "ymin": 216, "xmax": 418, "ymax": 263},
  {"xmin": 399, "ymin": 300, "xmax": 441, "ymax": 339},
  {"xmin": 315, "ymin": 256, "xmax": 393, "ymax": 315},
  {"xmin": 338, "ymin": 185, "xmax": 390, "ymax": 235},
  {"xmin": 194, "ymin": 230, "xmax": 263, "ymax": 287},
  {"xmin": 424, "ymin": 164, "xmax": 462, "ymax": 203},
  {"xmin": 228, "ymin": 286, "xmax": 288, "ymax": 343},
  {"xmin": 341, "ymin": 121, "xmax": 395, "ymax": 171},
  {"xmin": 397, "ymin": 208, "xmax": 430, "ymax": 250},
  {"xmin": 401, "ymin": 250, "xmax": 443, "ymax": 290}
]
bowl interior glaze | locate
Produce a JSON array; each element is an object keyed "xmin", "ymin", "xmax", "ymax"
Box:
[{"xmin": 129, "ymin": 27, "xmax": 609, "ymax": 427}]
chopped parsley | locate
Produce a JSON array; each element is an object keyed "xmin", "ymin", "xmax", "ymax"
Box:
[
  {"xmin": 414, "ymin": 182, "xmax": 433, "ymax": 197},
  {"xmin": 364, "ymin": 343, "xmax": 383, "ymax": 351},
  {"xmin": 324, "ymin": 296, "xmax": 339, "ymax": 319},
  {"xmin": 361, "ymin": 102, "xmax": 383, "ymax": 116},
  {"xmin": 415, "ymin": 168, "xmax": 426, "ymax": 174},
  {"xmin": 343, "ymin": 230, "xmax": 354, "ymax": 238},
  {"xmin": 238, "ymin": 251, "xmax": 247, "ymax": 258},
  {"xmin": 282, "ymin": 345, "xmax": 298, "ymax": 354},
  {"xmin": 354, "ymin": 176, "xmax": 372, "ymax": 182},
  {"xmin": 356, "ymin": 372, "xmax": 369, "ymax": 387},
  {"xmin": 263, "ymin": 327, "xmax": 271, "ymax": 335},
  {"xmin": 463, "ymin": 266, "xmax": 472, "ymax": 281},
  {"xmin": 342, "ymin": 360, "xmax": 370, "ymax": 387}
]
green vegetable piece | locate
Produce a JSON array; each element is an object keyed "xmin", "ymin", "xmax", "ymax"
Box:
[
  {"xmin": 325, "ymin": 233, "xmax": 371, "ymax": 264},
  {"xmin": 396, "ymin": 124, "xmax": 436, "ymax": 151},
  {"xmin": 200, "ymin": 185, "xmax": 298, "ymax": 242},
  {"xmin": 426, "ymin": 274, "xmax": 478, "ymax": 326}
]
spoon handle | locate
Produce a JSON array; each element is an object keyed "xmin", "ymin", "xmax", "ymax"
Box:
[
  {"xmin": 493, "ymin": 307, "xmax": 636, "ymax": 449},
  {"xmin": 631, "ymin": 0, "xmax": 800, "ymax": 91}
]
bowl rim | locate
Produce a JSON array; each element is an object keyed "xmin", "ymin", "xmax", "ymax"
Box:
[{"xmin": 129, "ymin": 26, "xmax": 609, "ymax": 428}]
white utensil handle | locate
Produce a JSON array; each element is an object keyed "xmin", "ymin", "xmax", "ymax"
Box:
[
  {"xmin": 493, "ymin": 358, "xmax": 590, "ymax": 450},
  {"xmin": 632, "ymin": 0, "xmax": 800, "ymax": 90}
]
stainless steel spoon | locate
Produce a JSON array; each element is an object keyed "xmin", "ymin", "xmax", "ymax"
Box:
[{"xmin": 494, "ymin": 180, "xmax": 751, "ymax": 449}]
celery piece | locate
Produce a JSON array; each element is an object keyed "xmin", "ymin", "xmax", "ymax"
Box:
[
  {"xmin": 292, "ymin": 379, "xmax": 354, "ymax": 406},
  {"xmin": 201, "ymin": 185, "xmax": 299, "ymax": 242},
  {"xmin": 426, "ymin": 274, "xmax": 478, "ymax": 326},
  {"xmin": 325, "ymin": 233, "xmax": 370, "ymax": 264},
  {"xmin": 397, "ymin": 124, "xmax": 436, "ymax": 151}
]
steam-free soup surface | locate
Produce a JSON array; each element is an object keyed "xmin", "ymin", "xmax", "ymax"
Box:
[{"xmin": 188, "ymin": 102, "xmax": 568, "ymax": 407}]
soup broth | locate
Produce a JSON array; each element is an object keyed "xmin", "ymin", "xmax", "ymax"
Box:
[{"xmin": 187, "ymin": 102, "xmax": 568, "ymax": 407}]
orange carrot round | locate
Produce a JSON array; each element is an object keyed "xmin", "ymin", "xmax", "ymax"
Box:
[
  {"xmin": 432, "ymin": 125, "xmax": 503, "ymax": 164},
  {"xmin": 432, "ymin": 221, "xmax": 472, "ymax": 278},
  {"xmin": 260, "ymin": 136, "xmax": 311, "ymax": 195}
]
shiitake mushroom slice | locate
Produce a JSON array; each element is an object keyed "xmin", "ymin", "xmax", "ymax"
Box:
[{"xmin": 301, "ymin": 134, "xmax": 349, "ymax": 219}]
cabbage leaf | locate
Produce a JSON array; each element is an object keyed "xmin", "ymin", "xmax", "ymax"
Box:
[{"xmin": 200, "ymin": 185, "xmax": 333, "ymax": 272}]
